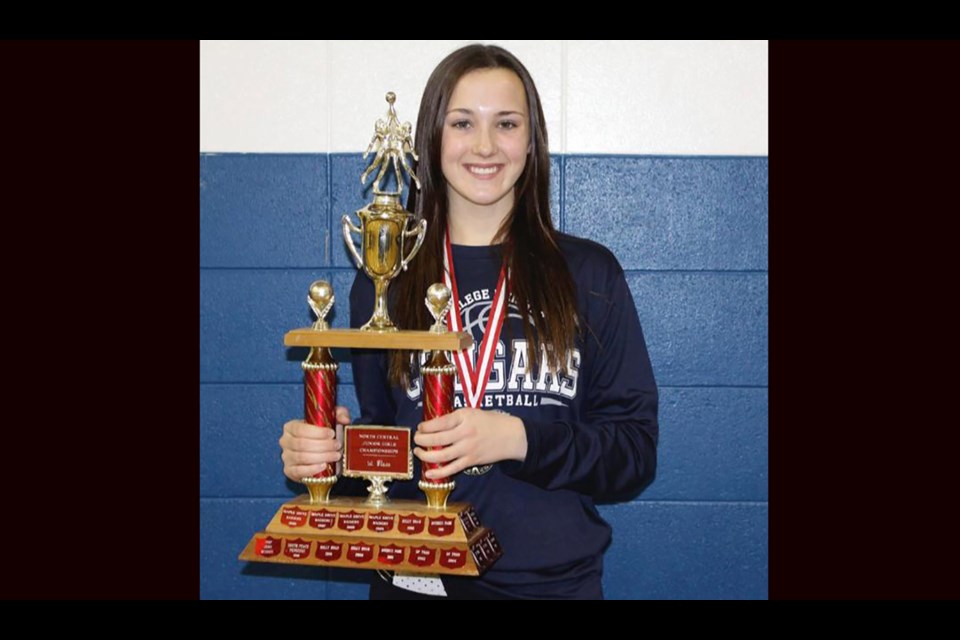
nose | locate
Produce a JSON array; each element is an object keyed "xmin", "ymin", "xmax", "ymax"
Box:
[{"xmin": 472, "ymin": 123, "xmax": 496, "ymax": 157}]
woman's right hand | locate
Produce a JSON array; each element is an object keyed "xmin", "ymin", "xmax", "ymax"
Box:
[{"xmin": 279, "ymin": 406, "xmax": 351, "ymax": 482}]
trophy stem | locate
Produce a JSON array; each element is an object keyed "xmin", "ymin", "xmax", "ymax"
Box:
[
  {"xmin": 362, "ymin": 278, "xmax": 397, "ymax": 332},
  {"xmin": 419, "ymin": 481, "xmax": 456, "ymax": 509},
  {"xmin": 303, "ymin": 476, "xmax": 338, "ymax": 504},
  {"xmin": 366, "ymin": 476, "xmax": 392, "ymax": 505}
]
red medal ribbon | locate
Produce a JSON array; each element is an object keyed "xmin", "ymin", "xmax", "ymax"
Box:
[{"xmin": 443, "ymin": 231, "xmax": 509, "ymax": 408}]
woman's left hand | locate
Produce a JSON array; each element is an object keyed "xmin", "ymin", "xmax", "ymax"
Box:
[{"xmin": 413, "ymin": 408, "xmax": 528, "ymax": 480}]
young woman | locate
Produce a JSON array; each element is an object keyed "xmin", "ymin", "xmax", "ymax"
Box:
[{"xmin": 279, "ymin": 44, "xmax": 659, "ymax": 600}]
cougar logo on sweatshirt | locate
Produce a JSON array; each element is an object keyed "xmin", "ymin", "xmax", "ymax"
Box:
[{"xmin": 406, "ymin": 288, "xmax": 581, "ymax": 408}]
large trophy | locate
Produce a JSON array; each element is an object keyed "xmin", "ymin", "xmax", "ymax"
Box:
[{"xmin": 239, "ymin": 93, "xmax": 502, "ymax": 576}]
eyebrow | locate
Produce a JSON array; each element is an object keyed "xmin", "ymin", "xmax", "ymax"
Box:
[{"xmin": 446, "ymin": 108, "xmax": 526, "ymax": 117}]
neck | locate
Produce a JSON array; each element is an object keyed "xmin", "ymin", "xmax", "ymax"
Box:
[{"xmin": 447, "ymin": 202, "xmax": 511, "ymax": 246}]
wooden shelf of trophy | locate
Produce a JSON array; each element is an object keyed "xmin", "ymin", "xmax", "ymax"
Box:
[{"xmin": 284, "ymin": 328, "xmax": 473, "ymax": 351}]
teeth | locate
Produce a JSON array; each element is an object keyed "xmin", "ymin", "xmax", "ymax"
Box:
[{"xmin": 468, "ymin": 166, "xmax": 498, "ymax": 175}]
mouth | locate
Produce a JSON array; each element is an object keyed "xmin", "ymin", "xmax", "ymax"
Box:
[{"xmin": 464, "ymin": 164, "xmax": 503, "ymax": 179}]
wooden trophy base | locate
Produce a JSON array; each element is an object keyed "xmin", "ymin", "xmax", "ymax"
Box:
[{"xmin": 238, "ymin": 494, "xmax": 502, "ymax": 576}]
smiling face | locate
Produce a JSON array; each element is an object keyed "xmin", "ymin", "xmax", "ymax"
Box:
[{"xmin": 441, "ymin": 68, "xmax": 530, "ymax": 227}]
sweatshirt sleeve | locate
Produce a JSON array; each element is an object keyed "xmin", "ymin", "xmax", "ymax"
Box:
[{"xmin": 500, "ymin": 263, "xmax": 659, "ymax": 501}]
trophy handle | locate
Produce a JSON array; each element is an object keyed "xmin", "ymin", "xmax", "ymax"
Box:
[
  {"xmin": 341, "ymin": 214, "xmax": 364, "ymax": 270},
  {"xmin": 401, "ymin": 219, "xmax": 427, "ymax": 272}
]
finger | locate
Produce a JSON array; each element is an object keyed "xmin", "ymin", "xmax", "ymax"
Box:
[
  {"xmin": 280, "ymin": 447, "xmax": 340, "ymax": 464},
  {"xmin": 282, "ymin": 447, "xmax": 341, "ymax": 467},
  {"xmin": 413, "ymin": 443, "xmax": 464, "ymax": 465},
  {"xmin": 286, "ymin": 463, "xmax": 333, "ymax": 481},
  {"xmin": 335, "ymin": 406, "xmax": 352, "ymax": 425},
  {"xmin": 283, "ymin": 419, "xmax": 305, "ymax": 437},
  {"xmin": 418, "ymin": 411, "xmax": 460, "ymax": 434},
  {"xmin": 291, "ymin": 422, "xmax": 337, "ymax": 439},
  {"xmin": 423, "ymin": 459, "xmax": 467, "ymax": 480},
  {"xmin": 286, "ymin": 419, "xmax": 339, "ymax": 438},
  {"xmin": 413, "ymin": 429, "xmax": 457, "ymax": 448},
  {"xmin": 279, "ymin": 431, "xmax": 334, "ymax": 455},
  {"xmin": 283, "ymin": 437, "xmax": 342, "ymax": 454}
]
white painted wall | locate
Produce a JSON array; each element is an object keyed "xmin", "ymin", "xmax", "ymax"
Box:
[{"xmin": 200, "ymin": 40, "xmax": 767, "ymax": 155}]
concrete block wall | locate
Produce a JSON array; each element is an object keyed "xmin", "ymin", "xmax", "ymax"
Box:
[{"xmin": 200, "ymin": 40, "xmax": 768, "ymax": 600}]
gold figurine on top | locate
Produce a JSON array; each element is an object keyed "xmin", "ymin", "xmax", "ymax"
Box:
[
  {"xmin": 360, "ymin": 92, "xmax": 421, "ymax": 196},
  {"xmin": 343, "ymin": 92, "xmax": 427, "ymax": 332}
]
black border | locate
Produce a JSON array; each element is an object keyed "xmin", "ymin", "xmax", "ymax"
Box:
[
  {"xmin": 0, "ymin": 40, "xmax": 199, "ymax": 600},
  {"xmin": 769, "ymin": 40, "xmax": 959, "ymax": 599}
]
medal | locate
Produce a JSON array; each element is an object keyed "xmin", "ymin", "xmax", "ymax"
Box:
[{"xmin": 443, "ymin": 230, "xmax": 510, "ymax": 410}]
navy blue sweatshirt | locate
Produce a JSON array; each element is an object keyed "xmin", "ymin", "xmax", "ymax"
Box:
[{"xmin": 348, "ymin": 232, "xmax": 659, "ymax": 599}]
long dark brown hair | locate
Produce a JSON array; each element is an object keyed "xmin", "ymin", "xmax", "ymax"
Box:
[{"xmin": 388, "ymin": 44, "xmax": 579, "ymax": 387}]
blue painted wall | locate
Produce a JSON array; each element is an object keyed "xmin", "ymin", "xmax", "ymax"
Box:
[{"xmin": 200, "ymin": 152, "xmax": 768, "ymax": 599}]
